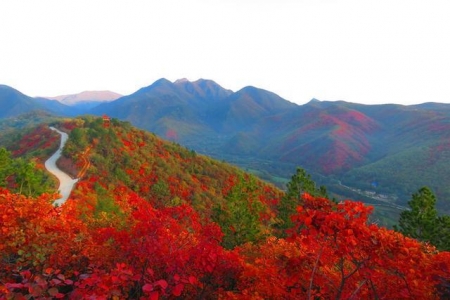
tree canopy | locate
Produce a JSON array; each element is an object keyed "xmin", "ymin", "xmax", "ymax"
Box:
[
  {"xmin": 395, "ymin": 186, "xmax": 450, "ymax": 251},
  {"xmin": 276, "ymin": 167, "xmax": 329, "ymax": 233}
]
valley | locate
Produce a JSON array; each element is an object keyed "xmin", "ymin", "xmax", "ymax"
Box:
[
  {"xmin": 1, "ymin": 78, "xmax": 450, "ymax": 216},
  {"xmin": 1, "ymin": 115, "xmax": 449, "ymax": 298},
  {"xmin": 2, "ymin": 1, "xmax": 449, "ymax": 297}
]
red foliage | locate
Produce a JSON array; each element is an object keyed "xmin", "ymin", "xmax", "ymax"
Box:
[
  {"xmin": 233, "ymin": 194, "xmax": 447, "ymax": 299},
  {"xmin": 3, "ymin": 118, "xmax": 449, "ymax": 298},
  {"xmin": 165, "ymin": 129, "xmax": 178, "ymax": 141},
  {"xmin": 0, "ymin": 188, "xmax": 242, "ymax": 298},
  {"xmin": 1, "ymin": 189, "xmax": 450, "ymax": 299},
  {"xmin": 11, "ymin": 125, "xmax": 59, "ymax": 158}
]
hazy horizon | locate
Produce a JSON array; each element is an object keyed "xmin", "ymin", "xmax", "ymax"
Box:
[{"xmin": 1, "ymin": 0, "xmax": 449, "ymax": 105}]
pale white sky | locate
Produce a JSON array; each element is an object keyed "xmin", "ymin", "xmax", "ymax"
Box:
[{"xmin": 1, "ymin": 0, "xmax": 449, "ymax": 105}]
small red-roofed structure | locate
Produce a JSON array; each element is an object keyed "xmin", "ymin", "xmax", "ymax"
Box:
[{"xmin": 102, "ymin": 115, "xmax": 111, "ymax": 127}]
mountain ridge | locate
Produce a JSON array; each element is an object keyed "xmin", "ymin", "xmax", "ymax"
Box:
[
  {"xmin": 2, "ymin": 79, "xmax": 450, "ymax": 212},
  {"xmin": 2, "ymin": 116, "xmax": 448, "ymax": 299},
  {"xmin": 0, "ymin": 84, "xmax": 74, "ymax": 117},
  {"xmin": 44, "ymin": 90, "xmax": 122, "ymax": 106}
]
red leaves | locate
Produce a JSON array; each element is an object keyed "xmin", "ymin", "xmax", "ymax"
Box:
[
  {"xmin": 173, "ymin": 283, "xmax": 184, "ymax": 296},
  {"xmin": 149, "ymin": 291, "xmax": 160, "ymax": 300},
  {"xmin": 142, "ymin": 278, "xmax": 187, "ymax": 298},
  {"xmin": 47, "ymin": 287, "xmax": 59, "ymax": 296},
  {"xmin": 142, "ymin": 283, "xmax": 153, "ymax": 293},
  {"xmin": 1, "ymin": 158, "xmax": 450, "ymax": 300},
  {"xmin": 154, "ymin": 279, "xmax": 168, "ymax": 290},
  {"xmin": 188, "ymin": 275, "xmax": 197, "ymax": 285},
  {"xmin": 234, "ymin": 194, "xmax": 450, "ymax": 299},
  {"xmin": 10, "ymin": 125, "xmax": 60, "ymax": 158}
]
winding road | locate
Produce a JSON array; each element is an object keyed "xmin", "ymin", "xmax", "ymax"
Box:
[{"xmin": 45, "ymin": 127, "xmax": 79, "ymax": 206}]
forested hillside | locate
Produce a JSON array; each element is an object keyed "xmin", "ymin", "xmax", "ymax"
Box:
[
  {"xmin": 0, "ymin": 122, "xmax": 61, "ymax": 196},
  {"xmin": 1, "ymin": 117, "xmax": 450, "ymax": 299},
  {"xmin": 60, "ymin": 116, "xmax": 282, "ymax": 242},
  {"xmin": 87, "ymin": 79, "xmax": 450, "ymax": 212},
  {"xmin": 2, "ymin": 80, "xmax": 450, "ymax": 213}
]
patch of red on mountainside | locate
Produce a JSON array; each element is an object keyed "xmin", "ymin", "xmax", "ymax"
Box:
[
  {"xmin": 317, "ymin": 138, "xmax": 367, "ymax": 174},
  {"xmin": 10, "ymin": 125, "xmax": 59, "ymax": 159},
  {"xmin": 425, "ymin": 120, "xmax": 450, "ymax": 166},
  {"xmin": 280, "ymin": 113, "xmax": 336, "ymax": 153},
  {"xmin": 427, "ymin": 119, "xmax": 450, "ymax": 133},
  {"xmin": 334, "ymin": 109, "xmax": 379, "ymax": 132},
  {"xmin": 58, "ymin": 120, "xmax": 79, "ymax": 132},
  {"xmin": 280, "ymin": 136, "xmax": 368, "ymax": 174},
  {"xmin": 325, "ymin": 121, "xmax": 372, "ymax": 173},
  {"xmin": 427, "ymin": 139, "xmax": 450, "ymax": 165},
  {"xmin": 166, "ymin": 129, "xmax": 178, "ymax": 141},
  {"xmin": 279, "ymin": 110, "xmax": 374, "ymax": 173},
  {"xmin": 281, "ymin": 109, "xmax": 377, "ymax": 152}
]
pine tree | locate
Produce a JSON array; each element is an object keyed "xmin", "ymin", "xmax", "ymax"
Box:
[
  {"xmin": 395, "ymin": 187, "xmax": 438, "ymax": 242},
  {"xmin": 395, "ymin": 186, "xmax": 450, "ymax": 251},
  {"xmin": 277, "ymin": 167, "xmax": 328, "ymax": 234},
  {"xmin": 212, "ymin": 174, "xmax": 264, "ymax": 249},
  {"xmin": 435, "ymin": 215, "xmax": 450, "ymax": 251},
  {"xmin": 0, "ymin": 148, "xmax": 12, "ymax": 187}
]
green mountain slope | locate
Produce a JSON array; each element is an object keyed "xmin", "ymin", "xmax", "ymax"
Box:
[
  {"xmin": 0, "ymin": 85, "xmax": 74, "ymax": 117},
  {"xmin": 2, "ymin": 79, "xmax": 450, "ymax": 212},
  {"xmin": 79, "ymin": 82, "xmax": 450, "ymax": 212}
]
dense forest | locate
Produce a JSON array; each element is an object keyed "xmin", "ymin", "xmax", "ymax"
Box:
[{"xmin": 1, "ymin": 116, "xmax": 450, "ymax": 299}]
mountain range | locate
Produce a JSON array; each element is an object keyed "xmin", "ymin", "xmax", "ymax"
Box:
[
  {"xmin": 2, "ymin": 116, "xmax": 447, "ymax": 299},
  {"xmin": 1, "ymin": 79, "xmax": 450, "ymax": 213},
  {"xmin": 44, "ymin": 90, "xmax": 122, "ymax": 109}
]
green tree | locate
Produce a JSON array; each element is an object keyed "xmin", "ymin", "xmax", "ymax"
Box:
[
  {"xmin": 94, "ymin": 182, "xmax": 122, "ymax": 217},
  {"xmin": 277, "ymin": 167, "xmax": 328, "ymax": 233},
  {"xmin": 394, "ymin": 187, "xmax": 437, "ymax": 242},
  {"xmin": 394, "ymin": 186, "xmax": 450, "ymax": 251},
  {"xmin": 435, "ymin": 216, "xmax": 450, "ymax": 251},
  {"xmin": 0, "ymin": 147, "xmax": 12, "ymax": 187},
  {"xmin": 151, "ymin": 179, "xmax": 171, "ymax": 207},
  {"xmin": 69, "ymin": 127, "xmax": 88, "ymax": 149},
  {"xmin": 13, "ymin": 159, "xmax": 50, "ymax": 197},
  {"xmin": 0, "ymin": 147, "xmax": 51, "ymax": 196},
  {"xmin": 212, "ymin": 174, "xmax": 265, "ymax": 249}
]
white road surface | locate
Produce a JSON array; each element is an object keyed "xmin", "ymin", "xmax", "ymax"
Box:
[{"xmin": 45, "ymin": 127, "xmax": 79, "ymax": 206}]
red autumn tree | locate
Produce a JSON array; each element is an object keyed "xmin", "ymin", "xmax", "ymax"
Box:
[{"xmin": 231, "ymin": 194, "xmax": 448, "ymax": 299}]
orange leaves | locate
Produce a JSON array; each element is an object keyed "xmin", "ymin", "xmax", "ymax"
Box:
[
  {"xmin": 226, "ymin": 194, "xmax": 450, "ymax": 299},
  {"xmin": 0, "ymin": 186, "xmax": 449, "ymax": 299}
]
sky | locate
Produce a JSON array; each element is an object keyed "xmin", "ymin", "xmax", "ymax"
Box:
[{"xmin": 1, "ymin": 0, "xmax": 449, "ymax": 105}]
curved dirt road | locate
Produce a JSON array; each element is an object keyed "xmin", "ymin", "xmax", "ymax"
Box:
[{"xmin": 45, "ymin": 127, "xmax": 79, "ymax": 206}]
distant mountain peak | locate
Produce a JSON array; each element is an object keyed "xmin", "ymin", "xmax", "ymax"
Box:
[
  {"xmin": 153, "ymin": 78, "xmax": 172, "ymax": 85},
  {"xmin": 45, "ymin": 91, "xmax": 122, "ymax": 106},
  {"xmin": 237, "ymin": 85, "xmax": 279, "ymax": 98},
  {"xmin": 174, "ymin": 78, "xmax": 190, "ymax": 84}
]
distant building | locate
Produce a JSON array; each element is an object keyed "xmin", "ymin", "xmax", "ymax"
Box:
[{"xmin": 102, "ymin": 115, "xmax": 111, "ymax": 127}]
